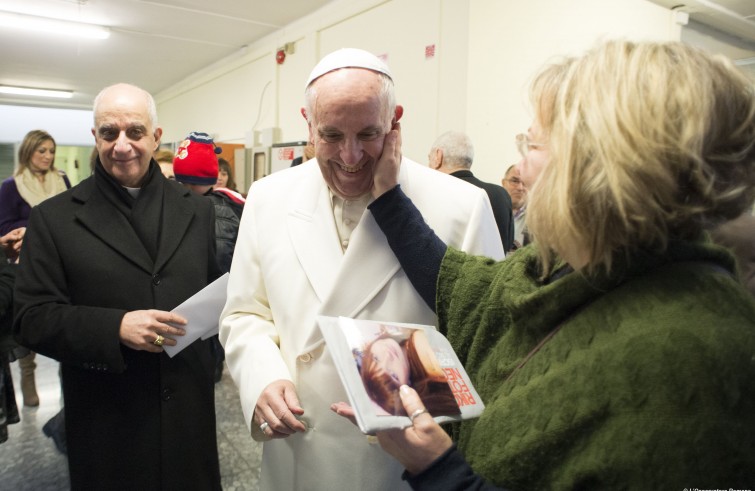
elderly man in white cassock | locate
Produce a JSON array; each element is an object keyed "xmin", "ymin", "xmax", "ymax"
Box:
[{"xmin": 219, "ymin": 48, "xmax": 504, "ymax": 490}]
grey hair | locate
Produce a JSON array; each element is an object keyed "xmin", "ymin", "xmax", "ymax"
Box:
[
  {"xmin": 430, "ymin": 131, "xmax": 474, "ymax": 169},
  {"xmin": 303, "ymin": 70, "xmax": 395, "ymax": 127}
]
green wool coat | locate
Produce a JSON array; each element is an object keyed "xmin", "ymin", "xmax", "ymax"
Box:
[{"xmin": 437, "ymin": 240, "xmax": 755, "ymax": 489}]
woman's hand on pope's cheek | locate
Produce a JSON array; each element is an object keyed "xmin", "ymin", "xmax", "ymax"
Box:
[{"xmin": 371, "ymin": 123, "xmax": 402, "ymax": 198}]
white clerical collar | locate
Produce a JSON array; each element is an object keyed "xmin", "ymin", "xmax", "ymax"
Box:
[{"xmin": 124, "ymin": 186, "xmax": 141, "ymax": 199}]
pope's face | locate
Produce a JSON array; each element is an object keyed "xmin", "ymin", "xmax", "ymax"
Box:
[{"xmin": 307, "ymin": 69, "xmax": 396, "ymax": 200}]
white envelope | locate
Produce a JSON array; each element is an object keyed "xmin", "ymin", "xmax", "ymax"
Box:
[{"xmin": 163, "ymin": 273, "xmax": 229, "ymax": 358}]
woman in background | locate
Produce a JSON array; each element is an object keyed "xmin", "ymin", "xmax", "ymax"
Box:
[
  {"xmin": 154, "ymin": 148, "xmax": 176, "ymax": 180},
  {"xmin": 348, "ymin": 40, "xmax": 755, "ymax": 489},
  {"xmin": 0, "ymin": 130, "xmax": 70, "ymax": 407},
  {"xmin": 216, "ymin": 158, "xmax": 239, "ymax": 193}
]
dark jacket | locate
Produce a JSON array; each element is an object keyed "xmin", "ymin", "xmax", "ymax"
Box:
[
  {"xmin": 371, "ymin": 187, "xmax": 755, "ymax": 488},
  {"xmin": 437, "ymin": 243, "xmax": 755, "ymax": 489},
  {"xmin": 206, "ymin": 190, "xmax": 243, "ymax": 273},
  {"xmin": 0, "ymin": 250, "xmax": 16, "ymax": 355},
  {"xmin": 14, "ymin": 163, "xmax": 222, "ymax": 490},
  {"xmin": 710, "ymin": 211, "xmax": 755, "ymax": 297},
  {"xmin": 450, "ymin": 170, "xmax": 514, "ymax": 252},
  {"xmin": 1, "ymin": 247, "xmax": 20, "ymax": 444}
]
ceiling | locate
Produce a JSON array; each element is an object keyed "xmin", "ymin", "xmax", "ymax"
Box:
[
  {"xmin": 0, "ymin": 0, "xmax": 333, "ymax": 110},
  {"xmin": 0, "ymin": 0, "xmax": 753, "ymax": 114},
  {"xmin": 645, "ymin": 0, "xmax": 755, "ymax": 37},
  {"xmin": 646, "ymin": 0, "xmax": 755, "ymax": 79}
]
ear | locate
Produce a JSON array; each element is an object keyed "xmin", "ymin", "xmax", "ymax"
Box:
[
  {"xmin": 301, "ymin": 108, "xmax": 315, "ymax": 145},
  {"xmin": 153, "ymin": 127, "xmax": 163, "ymax": 150},
  {"xmin": 429, "ymin": 149, "xmax": 442, "ymax": 170},
  {"xmin": 392, "ymin": 105, "xmax": 404, "ymax": 126},
  {"xmin": 91, "ymin": 128, "xmax": 96, "ymax": 138}
]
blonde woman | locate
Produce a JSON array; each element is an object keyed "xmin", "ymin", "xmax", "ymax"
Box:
[
  {"xmin": 0, "ymin": 130, "xmax": 70, "ymax": 406},
  {"xmin": 339, "ymin": 41, "xmax": 755, "ymax": 488}
]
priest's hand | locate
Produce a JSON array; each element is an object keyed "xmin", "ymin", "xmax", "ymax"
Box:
[{"xmin": 119, "ymin": 309, "xmax": 186, "ymax": 352}]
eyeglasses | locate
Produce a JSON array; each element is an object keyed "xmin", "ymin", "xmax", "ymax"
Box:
[{"xmin": 515, "ymin": 133, "xmax": 545, "ymax": 158}]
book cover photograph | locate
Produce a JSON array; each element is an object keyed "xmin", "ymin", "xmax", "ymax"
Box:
[{"xmin": 317, "ymin": 316, "xmax": 485, "ymax": 434}]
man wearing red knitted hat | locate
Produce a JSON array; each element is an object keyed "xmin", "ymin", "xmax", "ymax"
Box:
[
  {"xmin": 173, "ymin": 131, "xmax": 245, "ymax": 274},
  {"xmin": 174, "ymin": 131, "xmax": 245, "ymax": 383}
]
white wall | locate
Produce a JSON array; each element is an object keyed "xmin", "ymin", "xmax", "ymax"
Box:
[
  {"xmin": 156, "ymin": 0, "xmax": 681, "ymax": 188},
  {"xmin": 158, "ymin": 52, "xmax": 276, "ymax": 146},
  {"xmin": 156, "ymin": 0, "xmax": 471, "ymax": 167},
  {"xmin": 467, "ymin": 0, "xmax": 680, "ymax": 183},
  {"xmin": 0, "ymin": 105, "xmax": 93, "ymax": 145}
]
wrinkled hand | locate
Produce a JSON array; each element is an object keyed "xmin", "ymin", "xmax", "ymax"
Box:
[
  {"xmin": 330, "ymin": 401, "xmax": 358, "ymax": 426},
  {"xmin": 119, "ymin": 309, "xmax": 186, "ymax": 352},
  {"xmin": 376, "ymin": 385, "xmax": 453, "ymax": 475},
  {"xmin": 254, "ymin": 379, "xmax": 307, "ymax": 439},
  {"xmin": 372, "ymin": 123, "xmax": 402, "ymax": 199},
  {"xmin": 0, "ymin": 227, "xmax": 25, "ymax": 261}
]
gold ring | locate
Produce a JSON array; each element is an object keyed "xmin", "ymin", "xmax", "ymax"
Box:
[
  {"xmin": 153, "ymin": 334, "xmax": 164, "ymax": 347},
  {"xmin": 409, "ymin": 408, "xmax": 427, "ymax": 422}
]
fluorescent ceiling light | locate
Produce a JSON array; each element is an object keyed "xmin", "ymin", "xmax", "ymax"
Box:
[
  {"xmin": 0, "ymin": 11, "xmax": 110, "ymax": 40},
  {"xmin": 0, "ymin": 85, "xmax": 74, "ymax": 99}
]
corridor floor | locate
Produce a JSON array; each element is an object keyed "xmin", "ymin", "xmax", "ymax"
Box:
[{"xmin": 0, "ymin": 354, "xmax": 262, "ymax": 490}]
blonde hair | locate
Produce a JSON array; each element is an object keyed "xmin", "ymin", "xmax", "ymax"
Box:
[
  {"xmin": 154, "ymin": 148, "xmax": 174, "ymax": 164},
  {"xmin": 527, "ymin": 40, "xmax": 755, "ymax": 275},
  {"xmin": 16, "ymin": 130, "xmax": 56, "ymax": 175}
]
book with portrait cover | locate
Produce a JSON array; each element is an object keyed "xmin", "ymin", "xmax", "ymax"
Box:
[{"xmin": 317, "ymin": 315, "xmax": 485, "ymax": 435}]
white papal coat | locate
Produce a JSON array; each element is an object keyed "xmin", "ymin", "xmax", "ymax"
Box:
[{"xmin": 220, "ymin": 158, "xmax": 504, "ymax": 490}]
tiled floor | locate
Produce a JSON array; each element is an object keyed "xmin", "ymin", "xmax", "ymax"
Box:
[{"xmin": 0, "ymin": 354, "xmax": 262, "ymax": 490}]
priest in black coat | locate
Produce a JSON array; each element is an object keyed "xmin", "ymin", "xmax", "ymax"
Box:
[
  {"xmin": 428, "ymin": 131, "xmax": 514, "ymax": 252},
  {"xmin": 14, "ymin": 83, "xmax": 222, "ymax": 490}
]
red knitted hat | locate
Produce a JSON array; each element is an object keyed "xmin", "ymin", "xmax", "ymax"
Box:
[{"xmin": 173, "ymin": 132, "xmax": 221, "ymax": 185}]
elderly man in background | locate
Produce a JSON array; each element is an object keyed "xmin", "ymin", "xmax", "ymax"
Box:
[
  {"xmin": 429, "ymin": 130, "xmax": 514, "ymax": 252},
  {"xmin": 501, "ymin": 163, "xmax": 528, "ymax": 249},
  {"xmin": 14, "ymin": 83, "xmax": 222, "ymax": 490},
  {"xmin": 220, "ymin": 48, "xmax": 503, "ymax": 490}
]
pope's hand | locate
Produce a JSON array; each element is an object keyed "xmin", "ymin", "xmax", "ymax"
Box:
[{"xmin": 255, "ymin": 380, "xmax": 307, "ymax": 439}]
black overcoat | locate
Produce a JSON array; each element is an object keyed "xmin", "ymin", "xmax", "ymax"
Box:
[
  {"xmin": 14, "ymin": 166, "xmax": 222, "ymax": 490},
  {"xmin": 450, "ymin": 169, "xmax": 514, "ymax": 252}
]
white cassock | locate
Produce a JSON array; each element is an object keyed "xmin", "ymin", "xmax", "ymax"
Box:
[{"xmin": 220, "ymin": 158, "xmax": 504, "ymax": 490}]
